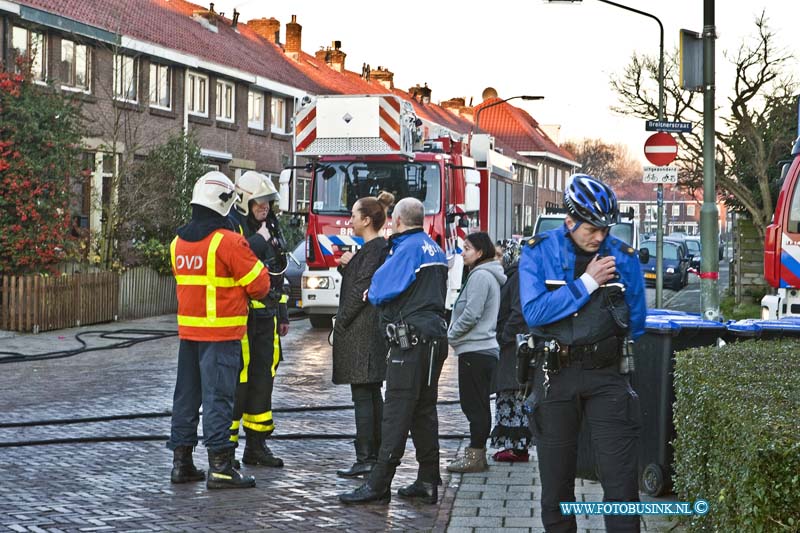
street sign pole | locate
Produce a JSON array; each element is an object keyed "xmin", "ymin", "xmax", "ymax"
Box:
[{"xmin": 645, "ymin": 132, "xmax": 677, "ymax": 308}]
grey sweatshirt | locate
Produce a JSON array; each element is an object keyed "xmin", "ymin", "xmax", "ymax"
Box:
[{"xmin": 447, "ymin": 260, "xmax": 507, "ymax": 357}]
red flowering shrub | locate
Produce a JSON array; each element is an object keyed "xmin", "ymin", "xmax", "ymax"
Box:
[{"xmin": 0, "ymin": 68, "xmax": 84, "ymax": 274}]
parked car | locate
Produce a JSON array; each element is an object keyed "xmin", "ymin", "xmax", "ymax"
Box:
[
  {"xmin": 684, "ymin": 236, "xmax": 701, "ymax": 269},
  {"xmin": 284, "ymin": 240, "xmax": 305, "ymax": 311},
  {"xmin": 640, "ymin": 239, "xmax": 689, "ymax": 290},
  {"xmin": 533, "ymin": 212, "xmax": 639, "ymax": 249}
]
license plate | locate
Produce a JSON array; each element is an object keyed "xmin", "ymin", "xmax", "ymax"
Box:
[
  {"xmin": 644, "ymin": 272, "xmax": 656, "ymax": 280},
  {"xmin": 297, "ymin": 300, "xmax": 303, "ymax": 308}
]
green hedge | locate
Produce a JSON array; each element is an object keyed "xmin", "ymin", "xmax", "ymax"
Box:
[{"xmin": 673, "ymin": 339, "xmax": 800, "ymax": 532}]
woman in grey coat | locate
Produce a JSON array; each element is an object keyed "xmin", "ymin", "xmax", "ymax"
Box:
[
  {"xmin": 331, "ymin": 192, "xmax": 393, "ymax": 478},
  {"xmin": 446, "ymin": 232, "xmax": 506, "ymax": 473}
]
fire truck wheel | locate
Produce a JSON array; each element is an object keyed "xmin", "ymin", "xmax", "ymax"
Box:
[{"xmin": 309, "ymin": 314, "xmax": 334, "ymax": 329}]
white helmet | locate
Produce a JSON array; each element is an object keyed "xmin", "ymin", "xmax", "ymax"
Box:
[
  {"xmin": 235, "ymin": 171, "xmax": 280, "ymax": 215},
  {"xmin": 190, "ymin": 171, "xmax": 238, "ymax": 216}
]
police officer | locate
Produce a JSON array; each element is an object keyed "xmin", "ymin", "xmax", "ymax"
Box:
[
  {"xmin": 229, "ymin": 171, "xmax": 289, "ymax": 468},
  {"xmin": 339, "ymin": 197, "xmax": 449, "ymax": 505},
  {"xmin": 519, "ymin": 174, "xmax": 646, "ymax": 532},
  {"xmin": 168, "ymin": 171, "xmax": 270, "ymax": 490}
]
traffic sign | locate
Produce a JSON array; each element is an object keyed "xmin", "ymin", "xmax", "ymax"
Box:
[
  {"xmin": 646, "ymin": 120, "xmax": 692, "ymax": 133},
  {"xmin": 642, "ymin": 165, "xmax": 678, "ymax": 184},
  {"xmin": 644, "ymin": 132, "xmax": 678, "ymax": 166}
]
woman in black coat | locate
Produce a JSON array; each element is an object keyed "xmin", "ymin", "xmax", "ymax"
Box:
[
  {"xmin": 490, "ymin": 240, "xmax": 533, "ymax": 462},
  {"xmin": 331, "ymin": 191, "xmax": 394, "ymax": 477}
]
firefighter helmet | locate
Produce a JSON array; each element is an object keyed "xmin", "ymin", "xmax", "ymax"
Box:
[
  {"xmin": 235, "ymin": 171, "xmax": 280, "ymax": 215},
  {"xmin": 564, "ymin": 174, "xmax": 619, "ymax": 229},
  {"xmin": 190, "ymin": 171, "xmax": 238, "ymax": 216}
]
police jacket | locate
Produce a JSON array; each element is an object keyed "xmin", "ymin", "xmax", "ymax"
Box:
[
  {"xmin": 229, "ymin": 209, "xmax": 288, "ymax": 323},
  {"xmin": 519, "ymin": 226, "xmax": 646, "ymax": 341},
  {"xmin": 368, "ymin": 228, "xmax": 448, "ymax": 338},
  {"xmin": 172, "ymin": 205, "xmax": 270, "ymax": 342}
]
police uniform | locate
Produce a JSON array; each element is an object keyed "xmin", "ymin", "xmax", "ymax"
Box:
[
  {"xmin": 339, "ymin": 227, "xmax": 449, "ymax": 504},
  {"xmin": 519, "ymin": 226, "xmax": 646, "ymax": 533},
  {"xmin": 228, "ymin": 207, "xmax": 289, "ymax": 466}
]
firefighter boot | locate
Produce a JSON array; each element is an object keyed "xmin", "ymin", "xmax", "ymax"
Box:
[
  {"xmin": 446, "ymin": 447, "xmax": 489, "ymax": 473},
  {"xmin": 170, "ymin": 446, "xmax": 205, "ymax": 484},
  {"xmin": 242, "ymin": 431, "xmax": 284, "ymax": 467},
  {"xmin": 206, "ymin": 448, "xmax": 256, "ymax": 489},
  {"xmin": 337, "ymin": 439, "xmax": 373, "ymax": 477}
]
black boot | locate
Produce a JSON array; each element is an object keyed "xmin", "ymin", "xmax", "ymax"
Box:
[
  {"xmin": 242, "ymin": 432, "xmax": 284, "ymax": 467},
  {"xmin": 170, "ymin": 446, "xmax": 205, "ymax": 484},
  {"xmin": 338, "ymin": 482, "xmax": 391, "ymax": 504},
  {"xmin": 397, "ymin": 480, "xmax": 438, "ymax": 504},
  {"xmin": 206, "ymin": 448, "xmax": 256, "ymax": 489},
  {"xmin": 337, "ymin": 439, "xmax": 373, "ymax": 477}
]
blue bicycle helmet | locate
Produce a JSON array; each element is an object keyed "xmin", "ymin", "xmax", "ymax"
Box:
[{"xmin": 564, "ymin": 174, "xmax": 619, "ymax": 228}]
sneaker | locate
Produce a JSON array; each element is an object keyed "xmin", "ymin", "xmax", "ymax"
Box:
[{"xmin": 492, "ymin": 449, "xmax": 529, "ymax": 463}]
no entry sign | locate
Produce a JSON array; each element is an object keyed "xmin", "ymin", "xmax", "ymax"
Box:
[{"xmin": 644, "ymin": 132, "xmax": 678, "ymax": 166}]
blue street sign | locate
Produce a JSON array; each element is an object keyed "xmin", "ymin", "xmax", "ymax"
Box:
[{"xmin": 646, "ymin": 120, "xmax": 692, "ymax": 133}]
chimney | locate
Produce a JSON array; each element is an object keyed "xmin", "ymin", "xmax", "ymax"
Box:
[
  {"xmin": 440, "ymin": 97, "xmax": 465, "ymax": 111},
  {"xmin": 247, "ymin": 17, "xmax": 280, "ymax": 43},
  {"xmin": 409, "ymin": 83, "xmax": 432, "ymax": 104},
  {"xmin": 285, "ymin": 15, "xmax": 301, "ymax": 59},
  {"xmin": 370, "ymin": 65, "xmax": 394, "ymax": 90},
  {"xmin": 315, "ymin": 41, "xmax": 346, "ymax": 72}
]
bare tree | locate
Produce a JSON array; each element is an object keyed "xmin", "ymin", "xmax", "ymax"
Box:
[{"xmin": 610, "ymin": 12, "xmax": 797, "ymax": 238}]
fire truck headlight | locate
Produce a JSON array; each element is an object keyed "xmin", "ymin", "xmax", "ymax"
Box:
[
  {"xmin": 666, "ymin": 267, "xmax": 675, "ymax": 274},
  {"xmin": 304, "ymin": 276, "xmax": 331, "ymax": 290}
]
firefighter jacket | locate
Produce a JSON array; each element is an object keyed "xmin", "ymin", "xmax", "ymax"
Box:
[
  {"xmin": 519, "ymin": 226, "xmax": 646, "ymax": 341},
  {"xmin": 171, "ymin": 207, "xmax": 270, "ymax": 341},
  {"xmin": 229, "ymin": 209, "xmax": 289, "ymax": 323},
  {"xmin": 368, "ymin": 228, "xmax": 448, "ymax": 338}
]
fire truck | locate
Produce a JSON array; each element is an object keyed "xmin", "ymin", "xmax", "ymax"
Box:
[
  {"xmin": 279, "ymin": 94, "xmax": 512, "ymax": 327},
  {"xmin": 762, "ymin": 99, "xmax": 800, "ymax": 318}
]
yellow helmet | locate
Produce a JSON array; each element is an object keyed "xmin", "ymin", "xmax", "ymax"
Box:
[
  {"xmin": 235, "ymin": 171, "xmax": 280, "ymax": 215},
  {"xmin": 190, "ymin": 171, "xmax": 238, "ymax": 216}
]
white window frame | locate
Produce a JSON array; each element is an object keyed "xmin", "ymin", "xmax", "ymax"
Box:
[
  {"xmin": 113, "ymin": 54, "xmax": 138, "ymax": 103},
  {"xmin": 672, "ymin": 204, "xmax": 681, "ymax": 217},
  {"xmin": 296, "ymin": 176, "xmax": 311, "ymax": 212},
  {"xmin": 556, "ymin": 169, "xmax": 563, "ymax": 191},
  {"xmin": 686, "ymin": 204, "xmax": 696, "ymax": 217},
  {"xmin": 12, "ymin": 26, "xmax": 46, "ymax": 82},
  {"xmin": 186, "ymin": 71, "xmax": 208, "ymax": 117},
  {"xmin": 215, "ymin": 79, "xmax": 235, "ymax": 123},
  {"xmin": 149, "ymin": 63, "xmax": 171, "ymax": 110},
  {"xmin": 248, "ymin": 89, "xmax": 264, "ymax": 130},
  {"xmin": 548, "ymin": 167, "xmax": 555, "ymax": 191},
  {"xmin": 271, "ymin": 96, "xmax": 286, "ymax": 133},
  {"xmin": 60, "ymin": 39, "xmax": 91, "ymax": 93}
]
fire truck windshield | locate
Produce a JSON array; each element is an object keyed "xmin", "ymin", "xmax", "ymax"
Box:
[{"xmin": 311, "ymin": 161, "xmax": 441, "ymax": 215}]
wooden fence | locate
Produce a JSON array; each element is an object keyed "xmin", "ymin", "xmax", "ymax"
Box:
[
  {"xmin": 118, "ymin": 267, "xmax": 177, "ymax": 320},
  {"xmin": 1, "ymin": 272, "xmax": 118, "ymax": 333}
]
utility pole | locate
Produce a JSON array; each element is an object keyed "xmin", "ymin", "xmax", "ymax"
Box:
[{"xmin": 700, "ymin": 0, "xmax": 720, "ymax": 320}]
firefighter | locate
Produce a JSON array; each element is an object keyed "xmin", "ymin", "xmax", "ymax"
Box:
[
  {"xmin": 228, "ymin": 171, "xmax": 289, "ymax": 468},
  {"xmin": 519, "ymin": 174, "xmax": 646, "ymax": 532},
  {"xmin": 339, "ymin": 197, "xmax": 449, "ymax": 505},
  {"xmin": 167, "ymin": 171, "xmax": 270, "ymax": 490}
]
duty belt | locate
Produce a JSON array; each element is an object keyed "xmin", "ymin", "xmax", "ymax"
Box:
[{"xmin": 556, "ymin": 336, "xmax": 621, "ymax": 369}]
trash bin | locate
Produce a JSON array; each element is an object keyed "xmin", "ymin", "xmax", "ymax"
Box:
[
  {"xmin": 631, "ymin": 311, "xmax": 726, "ymax": 496},
  {"xmin": 725, "ymin": 318, "xmax": 800, "ymax": 342}
]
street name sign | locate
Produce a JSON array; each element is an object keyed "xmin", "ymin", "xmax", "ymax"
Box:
[
  {"xmin": 646, "ymin": 120, "xmax": 692, "ymax": 133},
  {"xmin": 643, "ymin": 165, "xmax": 678, "ymax": 184},
  {"xmin": 644, "ymin": 132, "xmax": 678, "ymax": 166}
]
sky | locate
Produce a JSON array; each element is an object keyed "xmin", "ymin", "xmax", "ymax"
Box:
[{"xmin": 212, "ymin": 0, "xmax": 798, "ymax": 164}]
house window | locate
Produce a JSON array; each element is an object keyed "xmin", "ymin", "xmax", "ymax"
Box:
[
  {"xmin": 686, "ymin": 204, "xmax": 696, "ymax": 217},
  {"xmin": 215, "ymin": 80, "xmax": 235, "ymax": 122},
  {"xmin": 187, "ymin": 71, "xmax": 208, "ymax": 116},
  {"xmin": 11, "ymin": 26, "xmax": 46, "ymax": 81},
  {"xmin": 113, "ymin": 54, "xmax": 138, "ymax": 102},
  {"xmin": 525, "ymin": 205, "xmax": 533, "ymax": 227},
  {"xmin": 61, "ymin": 39, "xmax": 91, "ymax": 92},
  {"xmin": 525, "ymin": 168, "xmax": 535, "ymax": 185},
  {"xmin": 271, "ymin": 96, "xmax": 285, "ymax": 132},
  {"xmin": 672, "ymin": 204, "xmax": 680, "ymax": 217},
  {"xmin": 248, "ymin": 89, "xmax": 264, "ymax": 129},
  {"xmin": 548, "ymin": 167, "xmax": 555, "ymax": 190},
  {"xmin": 149, "ymin": 63, "xmax": 171, "ymax": 109},
  {"xmin": 556, "ymin": 169, "xmax": 563, "ymax": 191}
]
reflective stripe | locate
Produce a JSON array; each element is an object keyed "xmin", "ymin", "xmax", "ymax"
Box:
[
  {"xmin": 239, "ymin": 333, "xmax": 250, "ymax": 383},
  {"xmin": 243, "ymin": 411, "xmax": 273, "ymax": 423},
  {"xmin": 242, "ymin": 419, "xmax": 275, "ymax": 433},
  {"xmin": 251, "ymin": 300, "xmax": 266, "ymax": 309},
  {"xmin": 271, "ymin": 316, "xmax": 280, "ymax": 378},
  {"xmin": 237, "ymin": 261, "xmax": 264, "ymax": 287},
  {"xmin": 173, "ymin": 275, "xmax": 237, "ymax": 287},
  {"xmin": 176, "ymin": 315, "xmax": 248, "ymax": 327},
  {"xmin": 206, "ymin": 233, "xmax": 224, "ymax": 321},
  {"xmin": 278, "ymin": 294, "xmax": 288, "ymax": 304},
  {"xmin": 170, "ymin": 237, "xmax": 178, "ymax": 271},
  {"xmin": 229, "ymin": 419, "xmax": 241, "ymax": 443}
]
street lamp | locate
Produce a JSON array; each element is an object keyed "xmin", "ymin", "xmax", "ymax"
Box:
[
  {"xmin": 473, "ymin": 95, "xmax": 544, "ymax": 135},
  {"xmin": 546, "ymin": 0, "xmax": 668, "ymax": 306}
]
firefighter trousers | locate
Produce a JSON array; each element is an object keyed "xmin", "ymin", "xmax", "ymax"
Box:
[
  {"xmin": 530, "ymin": 363, "xmax": 641, "ymax": 533},
  {"xmin": 230, "ymin": 314, "xmax": 281, "ymax": 443},
  {"xmin": 168, "ymin": 339, "xmax": 241, "ymax": 453},
  {"xmin": 367, "ymin": 338, "xmax": 448, "ymax": 492}
]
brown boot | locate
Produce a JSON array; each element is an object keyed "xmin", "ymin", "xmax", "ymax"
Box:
[{"xmin": 446, "ymin": 447, "xmax": 488, "ymax": 473}]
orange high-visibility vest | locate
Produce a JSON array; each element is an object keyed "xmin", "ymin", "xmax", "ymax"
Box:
[{"xmin": 171, "ymin": 229, "xmax": 270, "ymax": 341}]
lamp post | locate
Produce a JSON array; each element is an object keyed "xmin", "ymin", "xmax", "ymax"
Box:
[{"xmin": 547, "ymin": 0, "xmax": 666, "ymax": 305}]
